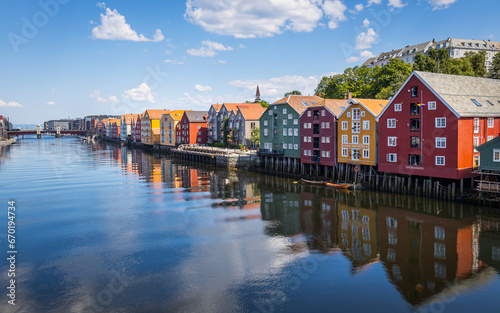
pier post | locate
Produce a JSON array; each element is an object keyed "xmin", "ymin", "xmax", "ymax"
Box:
[{"xmin": 36, "ymin": 125, "xmax": 42, "ymax": 139}]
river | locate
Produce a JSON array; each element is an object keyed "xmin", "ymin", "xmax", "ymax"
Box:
[{"xmin": 1, "ymin": 136, "xmax": 500, "ymax": 313}]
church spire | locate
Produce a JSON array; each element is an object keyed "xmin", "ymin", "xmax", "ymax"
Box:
[{"xmin": 255, "ymin": 85, "xmax": 261, "ymax": 102}]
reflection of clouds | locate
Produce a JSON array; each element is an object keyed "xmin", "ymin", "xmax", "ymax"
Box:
[
  {"xmin": 168, "ymin": 221, "xmax": 308, "ymax": 312},
  {"xmin": 0, "ymin": 262, "xmax": 37, "ymax": 313}
]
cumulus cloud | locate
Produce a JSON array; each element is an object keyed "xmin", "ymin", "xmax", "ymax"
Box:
[
  {"xmin": 367, "ymin": 0, "xmax": 382, "ymax": 6},
  {"xmin": 90, "ymin": 90, "xmax": 119, "ymax": 103},
  {"xmin": 46, "ymin": 101, "xmax": 56, "ymax": 105},
  {"xmin": 164, "ymin": 59, "xmax": 184, "ymax": 64},
  {"xmin": 0, "ymin": 99, "xmax": 23, "ymax": 107},
  {"xmin": 427, "ymin": 0, "xmax": 458, "ymax": 10},
  {"xmin": 187, "ymin": 40, "xmax": 233, "ymax": 57},
  {"xmin": 355, "ymin": 27, "xmax": 379, "ymax": 50},
  {"xmin": 346, "ymin": 56, "xmax": 360, "ymax": 63},
  {"xmin": 194, "ymin": 84, "xmax": 212, "ymax": 92},
  {"xmin": 362, "ymin": 18, "xmax": 370, "ymax": 28},
  {"xmin": 360, "ymin": 50, "xmax": 375, "ymax": 58},
  {"xmin": 185, "ymin": 0, "xmax": 343, "ymax": 38},
  {"xmin": 122, "ymin": 83, "xmax": 155, "ymax": 103},
  {"xmin": 92, "ymin": 8, "xmax": 164, "ymax": 42},
  {"xmin": 229, "ymin": 75, "xmax": 320, "ymax": 100},
  {"xmin": 96, "ymin": 2, "xmax": 106, "ymax": 9},
  {"xmin": 322, "ymin": 0, "xmax": 347, "ymax": 30},
  {"xmin": 355, "ymin": 4, "xmax": 364, "ymax": 12},
  {"xmin": 388, "ymin": 0, "xmax": 407, "ymax": 8}
]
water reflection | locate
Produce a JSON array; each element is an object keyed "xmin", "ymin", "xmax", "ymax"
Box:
[{"xmin": 1, "ymin": 139, "xmax": 500, "ymax": 313}]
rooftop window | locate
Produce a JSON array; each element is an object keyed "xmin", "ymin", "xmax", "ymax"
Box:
[
  {"xmin": 487, "ymin": 100, "xmax": 494, "ymax": 106},
  {"xmin": 471, "ymin": 99, "xmax": 482, "ymax": 106}
]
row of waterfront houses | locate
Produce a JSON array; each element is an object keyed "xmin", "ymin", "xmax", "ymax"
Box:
[{"xmin": 80, "ymin": 70, "xmax": 500, "ymax": 182}]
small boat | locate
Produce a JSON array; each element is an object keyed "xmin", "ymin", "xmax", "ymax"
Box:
[
  {"xmin": 325, "ymin": 182, "xmax": 351, "ymax": 189},
  {"xmin": 300, "ymin": 179, "xmax": 326, "ymax": 186}
]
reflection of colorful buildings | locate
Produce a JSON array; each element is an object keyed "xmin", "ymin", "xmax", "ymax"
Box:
[
  {"xmin": 337, "ymin": 202, "xmax": 379, "ymax": 272},
  {"xmin": 260, "ymin": 189, "xmax": 302, "ymax": 236},
  {"xmin": 378, "ymin": 206, "xmax": 482, "ymax": 306}
]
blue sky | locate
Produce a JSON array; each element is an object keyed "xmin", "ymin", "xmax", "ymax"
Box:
[{"xmin": 1, "ymin": 0, "xmax": 498, "ymax": 124}]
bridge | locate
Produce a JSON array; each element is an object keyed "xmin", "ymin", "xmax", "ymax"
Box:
[{"xmin": 7, "ymin": 128, "xmax": 86, "ymax": 138}]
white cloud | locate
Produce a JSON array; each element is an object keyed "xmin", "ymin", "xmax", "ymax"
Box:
[
  {"xmin": 355, "ymin": 4, "xmax": 364, "ymax": 12},
  {"xmin": 0, "ymin": 99, "xmax": 23, "ymax": 107},
  {"xmin": 194, "ymin": 84, "xmax": 212, "ymax": 92},
  {"xmin": 96, "ymin": 2, "xmax": 106, "ymax": 9},
  {"xmin": 346, "ymin": 56, "xmax": 360, "ymax": 63},
  {"xmin": 164, "ymin": 59, "xmax": 184, "ymax": 65},
  {"xmin": 46, "ymin": 101, "xmax": 56, "ymax": 106},
  {"xmin": 362, "ymin": 18, "xmax": 370, "ymax": 28},
  {"xmin": 122, "ymin": 83, "xmax": 155, "ymax": 103},
  {"xmin": 187, "ymin": 40, "xmax": 233, "ymax": 57},
  {"xmin": 355, "ymin": 27, "xmax": 379, "ymax": 50},
  {"xmin": 367, "ymin": 0, "xmax": 382, "ymax": 6},
  {"xmin": 217, "ymin": 60, "xmax": 227, "ymax": 64},
  {"xmin": 322, "ymin": 0, "xmax": 347, "ymax": 30},
  {"xmin": 229, "ymin": 75, "xmax": 320, "ymax": 101},
  {"xmin": 185, "ymin": 0, "xmax": 326, "ymax": 38},
  {"xmin": 92, "ymin": 8, "xmax": 164, "ymax": 42},
  {"xmin": 90, "ymin": 90, "xmax": 119, "ymax": 103},
  {"xmin": 388, "ymin": 0, "xmax": 407, "ymax": 8},
  {"xmin": 360, "ymin": 50, "xmax": 375, "ymax": 58},
  {"xmin": 427, "ymin": 0, "xmax": 458, "ymax": 10}
]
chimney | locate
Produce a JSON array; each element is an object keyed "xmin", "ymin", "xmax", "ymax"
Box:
[{"xmin": 345, "ymin": 92, "xmax": 352, "ymax": 100}]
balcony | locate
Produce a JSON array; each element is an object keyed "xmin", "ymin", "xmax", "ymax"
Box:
[
  {"xmin": 410, "ymin": 119, "xmax": 420, "ymax": 132},
  {"xmin": 258, "ymin": 149, "xmax": 284, "ymax": 155}
]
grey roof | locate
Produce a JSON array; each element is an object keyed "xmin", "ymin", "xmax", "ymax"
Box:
[
  {"xmin": 185, "ymin": 111, "xmax": 208, "ymax": 122},
  {"xmin": 415, "ymin": 71, "xmax": 500, "ymax": 117}
]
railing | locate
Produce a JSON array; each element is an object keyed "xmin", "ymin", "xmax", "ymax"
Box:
[
  {"xmin": 477, "ymin": 180, "xmax": 500, "ymax": 193},
  {"xmin": 257, "ymin": 149, "xmax": 284, "ymax": 155}
]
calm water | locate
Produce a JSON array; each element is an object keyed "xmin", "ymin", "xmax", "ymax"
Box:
[{"xmin": 1, "ymin": 137, "xmax": 500, "ymax": 313}]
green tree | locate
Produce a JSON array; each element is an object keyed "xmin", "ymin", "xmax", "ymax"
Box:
[
  {"xmin": 246, "ymin": 100, "xmax": 270, "ymax": 108},
  {"xmin": 413, "ymin": 53, "xmax": 437, "ymax": 72},
  {"xmin": 465, "ymin": 51, "xmax": 487, "ymax": 77},
  {"xmin": 222, "ymin": 117, "xmax": 229, "ymax": 147},
  {"xmin": 250, "ymin": 126, "xmax": 260, "ymax": 147},
  {"xmin": 372, "ymin": 59, "xmax": 412, "ymax": 99},
  {"xmin": 284, "ymin": 90, "xmax": 302, "ymax": 97},
  {"xmin": 490, "ymin": 52, "xmax": 500, "ymax": 79},
  {"xmin": 442, "ymin": 58, "xmax": 475, "ymax": 76}
]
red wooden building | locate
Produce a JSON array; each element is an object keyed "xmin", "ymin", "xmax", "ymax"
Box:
[
  {"xmin": 300, "ymin": 99, "xmax": 348, "ymax": 170},
  {"xmin": 176, "ymin": 111, "xmax": 208, "ymax": 145},
  {"xmin": 111, "ymin": 119, "xmax": 121, "ymax": 139},
  {"xmin": 378, "ymin": 71, "xmax": 500, "ymax": 180},
  {"xmin": 132, "ymin": 114, "xmax": 142, "ymax": 142}
]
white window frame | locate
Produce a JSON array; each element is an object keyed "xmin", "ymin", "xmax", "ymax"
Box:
[
  {"xmin": 363, "ymin": 135, "xmax": 369, "ymax": 144},
  {"xmin": 342, "ymin": 135, "xmax": 348, "ymax": 143},
  {"xmin": 264, "ymin": 129, "xmax": 268, "ymax": 136},
  {"xmin": 387, "ymin": 119, "xmax": 396, "ymax": 128},
  {"xmin": 352, "ymin": 121, "xmax": 360, "ymax": 133},
  {"xmin": 294, "ymin": 144, "xmax": 298, "ymax": 150},
  {"xmin": 283, "ymin": 108, "xmax": 287, "ymax": 115},
  {"xmin": 352, "ymin": 149, "xmax": 360, "ymax": 161},
  {"xmin": 321, "ymin": 110, "xmax": 326, "ymax": 116},
  {"xmin": 342, "ymin": 148, "xmax": 348, "ymax": 157},
  {"xmin": 363, "ymin": 149, "xmax": 369, "ymax": 159},
  {"xmin": 321, "ymin": 137, "xmax": 325, "ymax": 143},
  {"xmin": 347, "ymin": 112, "xmax": 351, "ymax": 118},
  {"xmin": 307, "ymin": 111, "xmax": 311, "ymax": 117},
  {"xmin": 283, "ymin": 119, "xmax": 287, "ymax": 126},
  {"xmin": 428, "ymin": 101, "xmax": 436, "ymax": 110},
  {"xmin": 435, "ymin": 117, "xmax": 446, "ymax": 128},
  {"xmin": 394, "ymin": 103, "xmax": 402, "ymax": 111},
  {"xmin": 321, "ymin": 122, "xmax": 325, "ymax": 129},
  {"xmin": 341, "ymin": 121, "xmax": 348, "ymax": 130},
  {"xmin": 488, "ymin": 118, "xmax": 494, "ymax": 128},
  {"xmin": 494, "ymin": 149, "xmax": 500, "ymax": 162},
  {"xmin": 488, "ymin": 136, "xmax": 494, "ymax": 141},
  {"xmin": 294, "ymin": 128, "xmax": 298, "ymax": 136},
  {"xmin": 388, "ymin": 137, "xmax": 397, "ymax": 146},
  {"xmin": 436, "ymin": 137, "xmax": 446, "ymax": 148},
  {"xmin": 326, "ymin": 136, "xmax": 330, "ymax": 143},
  {"xmin": 363, "ymin": 120, "xmax": 369, "ymax": 130},
  {"xmin": 283, "ymin": 128, "xmax": 287, "ymax": 136},
  {"xmin": 288, "ymin": 128, "xmax": 293, "ymax": 136},
  {"xmin": 269, "ymin": 110, "xmax": 273, "ymax": 115},
  {"xmin": 387, "ymin": 153, "xmax": 397, "ymax": 162},
  {"xmin": 288, "ymin": 143, "xmax": 293, "ymax": 149},
  {"xmin": 326, "ymin": 122, "xmax": 330, "ymax": 129},
  {"xmin": 288, "ymin": 114, "xmax": 293, "ymax": 119},
  {"xmin": 474, "ymin": 118, "xmax": 480, "ymax": 134},
  {"xmin": 436, "ymin": 156, "xmax": 445, "ymax": 166},
  {"xmin": 352, "ymin": 135, "xmax": 359, "ymax": 144}
]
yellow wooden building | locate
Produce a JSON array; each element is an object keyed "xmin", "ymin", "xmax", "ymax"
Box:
[
  {"xmin": 337, "ymin": 98, "xmax": 388, "ymax": 166},
  {"xmin": 141, "ymin": 109, "xmax": 170, "ymax": 145},
  {"xmin": 160, "ymin": 110, "xmax": 190, "ymax": 146}
]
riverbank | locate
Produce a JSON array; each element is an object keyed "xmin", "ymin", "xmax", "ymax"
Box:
[{"xmin": 0, "ymin": 138, "xmax": 14, "ymax": 146}]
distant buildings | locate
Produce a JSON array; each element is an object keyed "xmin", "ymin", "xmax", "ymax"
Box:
[{"xmin": 363, "ymin": 38, "xmax": 500, "ymax": 69}]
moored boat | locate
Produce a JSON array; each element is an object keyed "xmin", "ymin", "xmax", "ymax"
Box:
[
  {"xmin": 325, "ymin": 182, "xmax": 351, "ymax": 189},
  {"xmin": 300, "ymin": 179, "xmax": 326, "ymax": 186}
]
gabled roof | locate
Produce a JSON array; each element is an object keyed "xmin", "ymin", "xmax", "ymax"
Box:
[
  {"xmin": 306, "ymin": 99, "xmax": 349, "ymax": 117},
  {"xmin": 339, "ymin": 98, "xmax": 389, "ymax": 118},
  {"xmin": 271, "ymin": 95, "xmax": 324, "ymax": 114},
  {"xmin": 144, "ymin": 109, "xmax": 170, "ymax": 119},
  {"xmin": 476, "ymin": 135, "xmax": 500, "ymax": 152},
  {"xmin": 209, "ymin": 104, "xmax": 223, "ymax": 113},
  {"xmin": 221, "ymin": 102, "xmax": 263, "ymax": 114},
  {"xmin": 163, "ymin": 110, "xmax": 190, "ymax": 121},
  {"xmin": 121, "ymin": 114, "xmax": 140, "ymax": 125},
  {"xmin": 185, "ymin": 111, "xmax": 208, "ymax": 123},
  {"xmin": 238, "ymin": 107, "xmax": 266, "ymax": 121}
]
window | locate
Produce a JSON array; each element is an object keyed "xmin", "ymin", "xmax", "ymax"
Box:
[
  {"xmin": 410, "ymin": 136, "xmax": 420, "ymax": 148},
  {"xmin": 435, "ymin": 226, "xmax": 445, "ymax": 240},
  {"xmin": 352, "ymin": 108, "xmax": 361, "ymax": 120},
  {"xmin": 283, "ymin": 128, "xmax": 287, "ymax": 136},
  {"xmin": 321, "ymin": 137, "xmax": 325, "ymax": 143},
  {"xmin": 321, "ymin": 110, "xmax": 326, "ymax": 116},
  {"xmin": 288, "ymin": 114, "xmax": 293, "ymax": 119},
  {"xmin": 410, "ymin": 119, "xmax": 420, "ymax": 131},
  {"xmin": 434, "ymin": 242, "xmax": 446, "ymax": 259},
  {"xmin": 363, "ymin": 149, "xmax": 369, "ymax": 159},
  {"xmin": 410, "ymin": 103, "xmax": 420, "ymax": 115},
  {"xmin": 283, "ymin": 143, "xmax": 287, "ymax": 149},
  {"xmin": 342, "ymin": 148, "xmax": 348, "ymax": 157},
  {"xmin": 288, "ymin": 128, "xmax": 293, "ymax": 136},
  {"xmin": 303, "ymin": 136, "xmax": 307, "ymax": 143},
  {"xmin": 471, "ymin": 99, "xmax": 482, "ymax": 106},
  {"xmin": 474, "ymin": 118, "xmax": 480, "ymax": 133},
  {"xmin": 363, "ymin": 135, "xmax": 369, "ymax": 144},
  {"xmin": 325, "ymin": 136, "xmax": 330, "ymax": 143},
  {"xmin": 352, "ymin": 149, "xmax": 360, "ymax": 160},
  {"xmin": 342, "ymin": 121, "xmax": 348, "ymax": 130},
  {"xmin": 473, "ymin": 137, "xmax": 480, "ymax": 151},
  {"xmin": 347, "ymin": 112, "xmax": 351, "ymax": 118},
  {"xmin": 321, "ymin": 122, "xmax": 325, "ymax": 128},
  {"xmin": 411, "ymin": 86, "xmax": 418, "ymax": 98},
  {"xmin": 352, "ymin": 135, "xmax": 359, "ymax": 144},
  {"xmin": 283, "ymin": 119, "xmax": 287, "ymax": 125},
  {"xmin": 294, "ymin": 119, "xmax": 298, "ymax": 125},
  {"xmin": 436, "ymin": 137, "xmax": 446, "ymax": 148},
  {"xmin": 494, "ymin": 149, "xmax": 500, "ymax": 162},
  {"xmin": 294, "ymin": 128, "xmax": 298, "ymax": 136},
  {"xmin": 264, "ymin": 129, "xmax": 268, "ymax": 136},
  {"xmin": 428, "ymin": 101, "xmax": 436, "ymax": 110},
  {"xmin": 342, "ymin": 135, "xmax": 348, "ymax": 143},
  {"xmin": 326, "ymin": 122, "xmax": 330, "ymax": 128},
  {"xmin": 289, "ymin": 143, "xmax": 293, "ymax": 150},
  {"xmin": 283, "ymin": 108, "xmax": 287, "ymax": 114},
  {"xmin": 307, "ymin": 111, "xmax": 311, "ymax": 117},
  {"xmin": 294, "ymin": 144, "xmax": 298, "ymax": 150},
  {"xmin": 488, "ymin": 136, "xmax": 494, "ymax": 141},
  {"xmin": 269, "ymin": 110, "xmax": 273, "ymax": 115},
  {"xmin": 352, "ymin": 121, "xmax": 361, "ymax": 133},
  {"xmin": 264, "ymin": 120, "xmax": 268, "ymax": 126},
  {"xmin": 363, "ymin": 121, "xmax": 369, "ymax": 130},
  {"xmin": 435, "ymin": 117, "xmax": 446, "ymax": 128},
  {"xmin": 436, "ymin": 156, "xmax": 445, "ymax": 166},
  {"xmin": 488, "ymin": 118, "xmax": 494, "ymax": 128},
  {"xmin": 387, "ymin": 119, "xmax": 396, "ymax": 128},
  {"xmin": 388, "ymin": 137, "xmax": 397, "ymax": 146},
  {"xmin": 387, "ymin": 153, "xmax": 397, "ymax": 162},
  {"xmin": 394, "ymin": 103, "xmax": 402, "ymax": 111}
]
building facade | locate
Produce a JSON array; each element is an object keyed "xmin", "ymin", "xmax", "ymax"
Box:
[
  {"xmin": 176, "ymin": 111, "xmax": 208, "ymax": 145},
  {"xmin": 378, "ymin": 71, "xmax": 500, "ymax": 180},
  {"xmin": 207, "ymin": 104, "xmax": 222, "ymax": 144},
  {"xmin": 337, "ymin": 98, "xmax": 388, "ymax": 167},
  {"xmin": 141, "ymin": 109, "xmax": 170, "ymax": 145},
  {"xmin": 120, "ymin": 114, "xmax": 139, "ymax": 141},
  {"xmin": 233, "ymin": 107, "xmax": 265, "ymax": 147},
  {"xmin": 160, "ymin": 110, "xmax": 189, "ymax": 146}
]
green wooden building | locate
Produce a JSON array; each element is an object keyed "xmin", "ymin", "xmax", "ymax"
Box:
[{"xmin": 477, "ymin": 136, "xmax": 500, "ymax": 172}]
